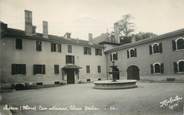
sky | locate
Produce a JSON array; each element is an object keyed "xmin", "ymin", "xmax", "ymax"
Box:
[{"xmin": 0, "ymin": 0, "xmax": 184, "ymax": 40}]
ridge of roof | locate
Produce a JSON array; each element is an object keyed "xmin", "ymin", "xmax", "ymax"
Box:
[
  {"xmin": 105, "ymin": 28, "xmax": 184, "ymax": 53},
  {"xmin": 4, "ymin": 28, "xmax": 104, "ymax": 48}
]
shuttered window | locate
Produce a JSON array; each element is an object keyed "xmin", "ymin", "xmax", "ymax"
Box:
[
  {"xmin": 33, "ymin": 64, "xmax": 45, "ymax": 74},
  {"xmin": 151, "ymin": 63, "xmax": 164, "ymax": 74},
  {"xmin": 127, "ymin": 48, "xmax": 137, "ymax": 58},
  {"xmin": 68, "ymin": 45, "xmax": 72, "ymax": 53},
  {"xmin": 66, "ymin": 55, "xmax": 75, "ymax": 64},
  {"xmin": 84, "ymin": 47, "xmax": 91, "ymax": 55},
  {"xmin": 36, "ymin": 41, "xmax": 42, "ymax": 51},
  {"xmin": 149, "ymin": 43, "xmax": 162, "ymax": 54},
  {"xmin": 16, "ymin": 39, "xmax": 22, "ymax": 49},
  {"xmin": 11, "ymin": 64, "xmax": 26, "ymax": 75},
  {"xmin": 86, "ymin": 65, "xmax": 90, "ymax": 73},
  {"xmin": 95, "ymin": 49, "xmax": 102, "ymax": 56},
  {"xmin": 54, "ymin": 65, "xmax": 59, "ymax": 74},
  {"xmin": 97, "ymin": 66, "xmax": 101, "ymax": 73}
]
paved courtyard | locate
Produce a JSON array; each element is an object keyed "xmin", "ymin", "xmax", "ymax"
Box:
[{"xmin": 1, "ymin": 82, "xmax": 184, "ymax": 115}]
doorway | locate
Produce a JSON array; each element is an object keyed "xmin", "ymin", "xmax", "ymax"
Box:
[{"xmin": 127, "ymin": 65, "xmax": 140, "ymax": 80}]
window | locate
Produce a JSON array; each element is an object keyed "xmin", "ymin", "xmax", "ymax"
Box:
[
  {"xmin": 97, "ymin": 66, "xmax": 101, "ymax": 73},
  {"xmin": 58, "ymin": 44, "xmax": 62, "ymax": 52},
  {"xmin": 36, "ymin": 41, "xmax": 42, "ymax": 51},
  {"xmin": 33, "ymin": 64, "xmax": 45, "ymax": 74},
  {"xmin": 84, "ymin": 47, "xmax": 91, "ymax": 55},
  {"xmin": 11, "ymin": 64, "xmax": 26, "ymax": 75},
  {"xmin": 51, "ymin": 43, "xmax": 57, "ymax": 52},
  {"xmin": 127, "ymin": 48, "xmax": 137, "ymax": 58},
  {"xmin": 95, "ymin": 48, "xmax": 102, "ymax": 56},
  {"xmin": 54, "ymin": 65, "xmax": 59, "ymax": 74},
  {"xmin": 149, "ymin": 43, "xmax": 162, "ymax": 54},
  {"xmin": 173, "ymin": 60, "xmax": 184, "ymax": 73},
  {"xmin": 173, "ymin": 37, "xmax": 184, "ymax": 50},
  {"xmin": 66, "ymin": 55, "xmax": 75, "ymax": 64},
  {"xmin": 150, "ymin": 63, "xmax": 164, "ymax": 74},
  {"xmin": 86, "ymin": 65, "xmax": 90, "ymax": 73},
  {"xmin": 68, "ymin": 45, "xmax": 72, "ymax": 53},
  {"xmin": 16, "ymin": 39, "xmax": 22, "ymax": 49},
  {"xmin": 110, "ymin": 52, "xmax": 118, "ymax": 61},
  {"xmin": 51, "ymin": 43, "xmax": 61, "ymax": 52}
]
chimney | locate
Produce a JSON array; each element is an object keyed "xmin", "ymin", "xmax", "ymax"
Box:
[
  {"xmin": 88, "ymin": 33, "xmax": 93, "ymax": 45},
  {"xmin": 131, "ymin": 36, "xmax": 136, "ymax": 43},
  {"xmin": 0, "ymin": 22, "xmax": 7, "ymax": 38},
  {"xmin": 114, "ymin": 22, "xmax": 120, "ymax": 44},
  {"xmin": 25, "ymin": 10, "xmax": 33, "ymax": 36},
  {"xmin": 88, "ymin": 33, "xmax": 93, "ymax": 41},
  {"xmin": 64, "ymin": 32, "xmax": 71, "ymax": 39},
  {"xmin": 43, "ymin": 21, "xmax": 48, "ymax": 38}
]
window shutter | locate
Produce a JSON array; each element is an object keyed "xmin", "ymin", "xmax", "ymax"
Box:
[
  {"xmin": 11, "ymin": 64, "xmax": 16, "ymax": 75},
  {"xmin": 173, "ymin": 62, "xmax": 178, "ymax": 73},
  {"xmin": 172, "ymin": 40, "xmax": 176, "ymax": 51},
  {"xmin": 22, "ymin": 64, "xmax": 26, "ymax": 74},
  {"xmin": 110, "ymin": 54, "xmax": 112, "ymax": 61},
  {"xmin": 159, "ymin": 43, "xmax": 163, "ymax": 53},
  {"xmin": 151, "ymin": 64, "xmax": 153, "ymax": 74},
  {"xmin": 127, "ymin": 50, "xmax": 129, "ymax": 58},
  {"xmin": 149, "ymin": 45, "xmax": 152, "ymax": 55},
  {"xmin": 33, "ymin": 65, "xmax": 36, "ymax": 75},
  {"xmin": 161, "ymin": 63, "xmax": 164, "ymax": 74},
  {"xmin": 43, "ymin": 65, "xmax": 45, "ymax": 74},
  {"xmin": 134, "ymin": 49, "xmax": 137, "ymax": 57}
]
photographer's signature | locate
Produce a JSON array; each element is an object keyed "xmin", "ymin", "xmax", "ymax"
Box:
[{"xmin": 160, "ymin": 95, "xmax": 183, "ymax": 110}]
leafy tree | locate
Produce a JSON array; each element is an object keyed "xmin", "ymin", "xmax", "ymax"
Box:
[{"xmin": 116, "ymin": 14, "xmax": 135, "ymax": 38}]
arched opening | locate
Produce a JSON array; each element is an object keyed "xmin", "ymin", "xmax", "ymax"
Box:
[
  {"xmin": 176, "ymin": 38, "xmax": 184, "ymax": 50},
  {"xmin": 178, "ymin": 60, "xmax": 184, "ymax": 72},
  {"xmin": 127, "ymin": 65, "xmax": 140, "ymax": 80}
]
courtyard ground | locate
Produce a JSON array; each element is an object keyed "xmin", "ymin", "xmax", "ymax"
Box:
[{"xmin": 1, "ymin": 82, "xmax": 184, "ymax": 115}]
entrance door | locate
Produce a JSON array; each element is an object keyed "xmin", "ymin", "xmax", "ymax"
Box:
[
  {"xmin": 127, "ymin": 65, "xmax": 140, "ymax": 80},
  {"xmin": 66, "ymin": 69, "xmax": 75, "ymax": 84}
]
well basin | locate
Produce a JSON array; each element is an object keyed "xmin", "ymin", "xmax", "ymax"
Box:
[{"xmin": 94, "ymin": 80, "xmax": 137, "ymax": 89}]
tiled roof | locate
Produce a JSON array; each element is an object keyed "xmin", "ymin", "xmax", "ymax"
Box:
[
  {"xmin": 4, "ymin": 28, "xmax": 104, "ymax": 48},
  {"xmin": 105, "ymin": 28, "xmax": 184, "ymax": 53}
]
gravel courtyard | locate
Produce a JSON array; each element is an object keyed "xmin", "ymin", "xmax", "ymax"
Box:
[{"xmin": 1, "ymin": 82, "xmax": 184, "ymax": 115}]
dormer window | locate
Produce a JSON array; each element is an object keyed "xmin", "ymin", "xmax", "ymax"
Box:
[
  {"xmin": 172, "ymin": 37, "xmax": 184, "ymax": 50},
  {"xmin": 127, "ymin": 48, "xmax": 137, "ymax": 58},
  {"xmin": 149, "ymin": 43, "xmax": 162, "ymax": 54}
]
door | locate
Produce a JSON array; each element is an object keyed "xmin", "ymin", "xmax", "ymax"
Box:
[
  {"xmin": 127, "ymin": 65, "xmax": 140, "ymax": 80},
  {"xmin": 66, "ymin": 69, "xmax": 75, "ymax": 84}
]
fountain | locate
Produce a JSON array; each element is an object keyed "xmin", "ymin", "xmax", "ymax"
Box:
[{"xmin": 94, "ymin": 61, "xmax": 137, "ymax": 89}]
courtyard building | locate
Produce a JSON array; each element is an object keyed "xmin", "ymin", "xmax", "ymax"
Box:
[{"xmin": 0, "ymin": 10, "xmax": 184, "ymax": 87}]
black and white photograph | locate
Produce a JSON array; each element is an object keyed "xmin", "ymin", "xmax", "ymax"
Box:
[{"xmin": 0, "ymin": 0, "xmax": 184, "ymax": 115}]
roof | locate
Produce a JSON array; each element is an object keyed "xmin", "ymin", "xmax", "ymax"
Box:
[
  {"xmin": 3, "ymin": 28, "xmax": 104, "ymax": 48},
  {"xmin": 92, "ymin": 33, "xmax": 111, "ymax": 44},
  {"xmin": 62, "ymin": 64, "xmax": 82, "ymax": 69},
  {"xmin": 105, "ymin": 28, "xmax": 184, "ymax": 53}
]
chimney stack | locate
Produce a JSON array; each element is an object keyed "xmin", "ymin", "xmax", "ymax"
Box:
[
  {"xmin": 43, "ymin": 21, "xmax": 48, "ymax": 38},
  {"xmin": 114, "ymin": 22, "xmax": 120, "ymax": 44},
  {"xmin": 64, "ymin": 32, "xmax": 71, "ymax": 39},
  {"xmin": 88, "ymin": 33, "xmax": 93, "ymax": 45},
  {"xmin": 88, "ymin": 33, "xmax": 93, "ymax": 41},
  {"xmin": 0, "ymin": 22, "xmax": 7, "ymax": 38},
  {"xmin": 25, "ymin": 10, "xmax": 33, "ymax": 36}
]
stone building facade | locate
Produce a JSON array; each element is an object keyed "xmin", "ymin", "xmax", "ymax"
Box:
[
  {"xmin": 105, "ymin": 29, "xmax": 184, "ymax": 81},
  {"xmin": 0, "ymin": 10, "xmax": 184, "ymax": 87},
  {"xmin": 0, "ymin": 10, "xmax": 107, "ymax": 85}
]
